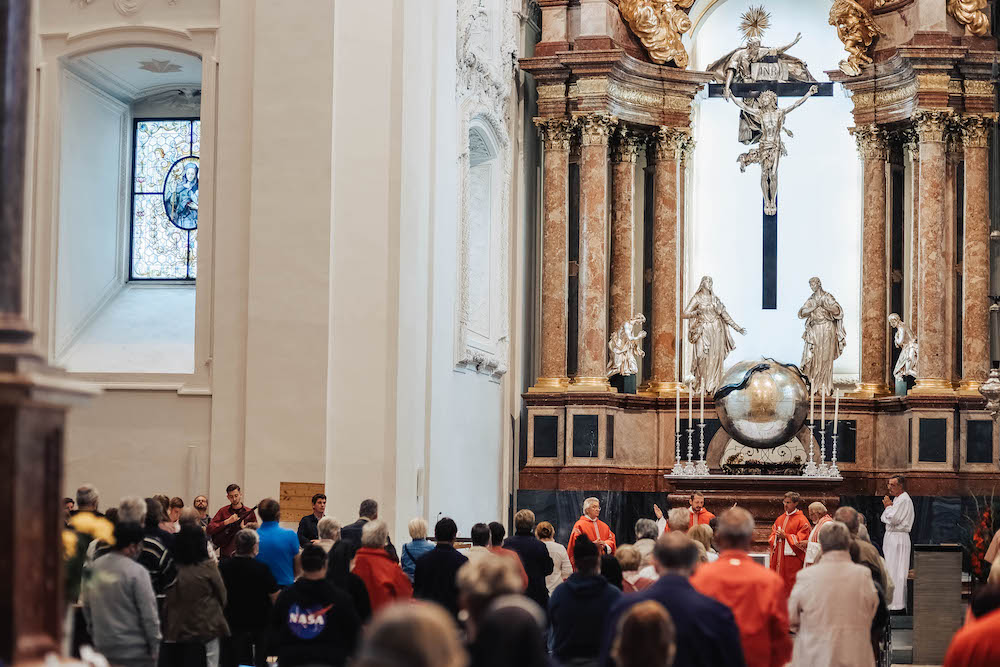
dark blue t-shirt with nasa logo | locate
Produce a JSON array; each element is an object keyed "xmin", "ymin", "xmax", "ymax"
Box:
[{"xmin": 271, "ymin": 578, "xmax": 360, "ymax": 667}]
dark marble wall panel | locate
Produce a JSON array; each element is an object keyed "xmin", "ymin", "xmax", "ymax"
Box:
[
  {"xmin": 918, "ymin": 418, "xmax": 948, "ymax": 462},
  {"xmin": 573, "ymin": 415, "xmax": 599, "ymax": 458},
  {"xmin": 967, "ymin": 420, "xmax": 993, "ymax": 463},
  {"xmin": 534, "ymin": 415, "xmax": 558, "ymax": 458}
]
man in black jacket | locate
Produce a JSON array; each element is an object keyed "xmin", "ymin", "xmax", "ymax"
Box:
[
  {"xmin": 549, "ymin": 538, "xmax": 622, "ymax": 666},
  {"xmin": 270, "ymin": 544, "xmax": 360, "ymax": 667},
  {"xmin": 413, "ymin": 517, "xmax": 469, "ymax": 618},
  {"xmin": 340, "ymin": 498, "xmax": 398, "ymax": 562},
  {"xmin": 296, "ymin": 493, "xmax": 326, "ymax": 547},
  {"xmin": 219, "ymin": 529, "xmax": 279, "ymax": 667},
  {"xmin": 502, "ymin": 509, "xmax": 554, "ymax": 611}
]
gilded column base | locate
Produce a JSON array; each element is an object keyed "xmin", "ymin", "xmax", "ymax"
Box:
[
  {"xmin": 638, "ymin": 380, "xmax": 688, "ymax": 396},
  {"xmin": 910, "ymin": 378, "xmax": 957, "ymax": 395},
  {"xmin": 846, "ymin": 382, "xmax": 893, "ymax": 398},
  {"xmin": 568, "ymin": 376, "xmax": 616, "ymax": 393},
  {"xmin": 957, "ymin": 379, "xmax": 984, "ymax": 396},
  {"xmin": 527, "ymin": 376, "xmax": 570, "ymax": 393}
]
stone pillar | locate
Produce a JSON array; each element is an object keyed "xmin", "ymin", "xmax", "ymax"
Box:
[
  {"xmin": 853, "ymin": 125, "xmax": 892, "ymax": 396},
  {"xmin": 959, "ymin": 114, "xmax": 993, "ymax": 393},
  {"xmin": 609, "ymin": 127, "xmax": 639, "ymax": 335},
  {"xmin": 913, "ymin": 110, "xmax": 955, "ymax": 394},
  {"xmin": 571, "ymin": 114, "xmax": 617, "ymax": 390},
  {"xmin": 906, "ymin": 134, "xmax": 920, "ymax": 326},
  {"xmin": 642, "ymin": 126, "xmax": 685, "ymax": 394},
  {"xmin": 531, "ymin": 118, "xmax": 574, "ymax": 391}
]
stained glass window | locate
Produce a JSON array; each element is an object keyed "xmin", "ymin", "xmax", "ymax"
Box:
[{"xmin": 130, "ymin": 119, "xmax": 200, "ymax": 279}]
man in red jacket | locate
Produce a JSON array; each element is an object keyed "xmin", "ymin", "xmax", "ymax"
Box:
[
  {"xmin": 567, "ymin": 497, "xmax": 616, "ymax": 569},
  {"xmin": 351, "ymin": 519, "xmax": 412, "ymax": 612},
  {"xmin": 768, "ymin": 491, "xmax": 812, "ymax": 597},
  {"xmin": 692, "ymin": 508, "xmax": 792, "ymax": 667}
]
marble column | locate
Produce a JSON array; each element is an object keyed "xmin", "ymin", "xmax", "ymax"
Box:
[
  {"xmin": 959, "ymin": 114, "xmax": 993, "ymax": 392},
  {"xmin": 571, "ymin": 114, "xmax": 617, "ymax": 390},
  {"xmin": 531, "ymin": 118, "xmax": 574, "ymax": 391},
  {"xmin": 853, "ymin": 125, "xmax": 892, "ymax": 396},
  {"xmin": 609, "ymin": 127, "xmax": 640, "ymax": 335},
  {"xmin": 643, "ymin": 126, "xmax": 685, "ymax": 394},
  {"xmin": 906, "ymin": 134, "xmax": 920, "ymax": 327},
  {"xmin": 912, "ymin": 110, "xmax": 954, "ymax": 393}
]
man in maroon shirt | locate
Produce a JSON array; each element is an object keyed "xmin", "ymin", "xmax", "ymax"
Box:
[{"xmin": 207, "ymin": 483, "xmax": 258, "ymax": 558}]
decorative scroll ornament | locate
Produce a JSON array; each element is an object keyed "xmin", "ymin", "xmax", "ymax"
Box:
[
  {"xmin": 618, "ymin": 0, "xmax": 696, "ymax": 69},
  {"xmin": 829, "ymin": 0, "xmax": 885, "ymax": 76},
  {"xmin": 607, "ymin": 314, "xmax": 647, "ymax": 378},
  {"xmin": 948, "ymin": 0, "xmax": 991, "ymax": 36}
]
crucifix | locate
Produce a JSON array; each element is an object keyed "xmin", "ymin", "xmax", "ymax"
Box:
[{"xmin": 705, "ymin": 7, "xmax": 834, "ymax": 309}]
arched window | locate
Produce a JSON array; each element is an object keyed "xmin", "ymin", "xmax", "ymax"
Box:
[{"xmin": 130, "ymin": 119, "xmax": 200, "ymax": 279}]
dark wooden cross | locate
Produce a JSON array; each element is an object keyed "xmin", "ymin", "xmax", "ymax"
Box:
[{"xmin": 708, "ymin": 77, "xmax": 834, "ymax": 309}]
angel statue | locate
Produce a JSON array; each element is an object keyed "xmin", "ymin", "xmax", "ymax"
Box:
[
  {"xmin": 829, "ymin": 0, "xmax": 884, "ymax": 76},
  {"xmin": 607, "ymin": 314, "xmax": 647, "ymax": 378},
  {"xmin": 888, "ymin": 313, "xmax": 918, "ymax": 383},
  {"xmin": 682, "ymin": 277, "xmax": 747, "ymax": 393},
  {"xmin": 729, "ymin": 86, "xmax": 818, "ymax": 215}
]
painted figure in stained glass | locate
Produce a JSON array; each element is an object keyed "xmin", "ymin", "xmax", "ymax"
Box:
[{"xmin": 165, "ymin": 160, "xmax": 199, "ymax": 230}]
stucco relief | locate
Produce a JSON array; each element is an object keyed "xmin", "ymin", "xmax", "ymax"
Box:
[{"xmin": 456, "ymin": 0, "xmax": 517, "ymax": 380}]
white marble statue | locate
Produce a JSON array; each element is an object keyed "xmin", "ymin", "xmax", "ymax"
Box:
[
  {"xmin": 607, "ymin": 314, "xmax": 647, "ymax": 377},
  {"xmin": 798, "ymin": 276, "xmax": 846, "ymax": 395},
  {"xmin": 682, "ymin": 276, "xmax": 746, "ymax": 393},
  {"xmin": 888, "ymin": 313, "xmax": 918, "ymax": 383}
]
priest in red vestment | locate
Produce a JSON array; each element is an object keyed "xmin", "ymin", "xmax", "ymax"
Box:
[
  {"xmin": 567, "ymin": 496, "xmax": 616, "ymax": 569},
  {"xmin": 768, "ymin": 491, "xmax": 811, "ymax": 596}
]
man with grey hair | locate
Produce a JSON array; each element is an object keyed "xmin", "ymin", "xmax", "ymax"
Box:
[
  {"xmin": 634, "ymin": 518, "xmax": 659, "ymax": 566},
  {"xmin": 602, "ymin": 532, "xmax": 745, "ymax": 666},
  {"xmin": 804, "ymin": 501, "xmax": 832, "ymax": 566},
  {"xmin": 72, "ymin": 484, "xmax": 102, "ymax": 518},
  {"xmin": 829, "ymin": 505, "xmax": 893, "ymax": 602},
  {"xmin": 568, "ymin": 496, "xmax": 616, "ymax": 570},
  {"xmin": 341, "ymin": 498, "xmax": 398, "ymax": 562},
  {"xmin": 219, "ymin": 529, "xmax": 278, "ymax": 667},
  {"xmin": 352, "ymin": 519, "xmax": 413, "ymax": 612},
  {"xmin": 692, "ymin": 508, "xmax": 792, "ymax": 667},
  {"xmin": 88, "ymin": 496, "xmax": 147, "ymax": 563},
  {"xmin": 315, "ymin": 516, "xmax": 341, "ymax": 552},
  {"xmin": 788, "ymin": 521, "xmax": 879, "ymax": 666}
]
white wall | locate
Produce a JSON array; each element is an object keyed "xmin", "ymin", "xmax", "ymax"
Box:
[
  {"xmin": 54, "ymin": 71, "xmax": 127, "ymax": 359},
  {"xmin": 688, "ymin": 0, "xmax": 861, "ymax": 382}
]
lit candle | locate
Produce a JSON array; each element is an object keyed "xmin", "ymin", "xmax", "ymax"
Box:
[
  {"xmin": 809, "ymin": 389, "xmax": 814, "ymax": 423},
  {"xmin": 833, "ymin": 389, "xmax": 840, "ymax": 434},
  {"xmin": 821, "ymin": 390, "xmax": 826, "ymax": 427},
  {"xmin": 700, "ymin": 387, "xmax": 705, "ymax": 424},
  {"xmin": 676, "ymin": 384, "xmax": 681, "ymax": 431}
]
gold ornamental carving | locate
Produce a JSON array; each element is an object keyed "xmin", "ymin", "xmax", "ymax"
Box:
[
  {"xmin": 578, "ymin": 114, "xmax": 618, "ymax": 146},
  {"xmin": 649, "ymin": 126, "xmax": 688, "ymax": 161},
  {"xmin": 947, "ymin": 0, "xmax": 991, "ymax": 36},
  {"xmin": 964, "ymin": 79, "xmax": 995, "ymax": 98},
  {"xmin": 829, "ymin": 0, "xmax": 884, "ymax": 76},
  {"xmin": 535, "ymin": 117, "xmax": 574, "ymax": 151},
  {"xmin": 606, "ymin": 80, "xmax": 692, "ymax": 113},
  {"xmin": 851, "ymin": 80, "xmax": 918, "ymax": 114},
  {"xmin": 852, "ymin": 124, "xmax": 888, "ymax": 161},
  {"xmin": 958, "ymin": 114, "xmax": 996, "ymax": 149},
  {"xmin": 536, "ymin": 84, "xmax": 566, "ymax": 101},
  {"xmin": 618, "ymin": 0, "xmax": 696, "ymax": 69},
  {"xmin": 612, "ymin": 127, "xmax": 642, "ymax": 163},
  {"xmin": 912, "ymin": 109, "xmax": 952, "ymax": 143},
  {"xmin": 916, "ymin": 73, "xmax": 952, "ymax": 94}
]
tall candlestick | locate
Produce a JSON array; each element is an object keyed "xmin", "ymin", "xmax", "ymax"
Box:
[
  {"xmin": 821, "ymin": 391, "xmax": 826, "ymax": 426},
  {"xmin": 833, "ymin": 389, "xmax": 840, "ymax": 434},
  {"xmin": 809, "ymin": 390, "xmax": 814, "ymax": 423},
  {"xmin": 676, "ymin": 384, "xmax": 681, "ymax": 431},
  {"xmin": 699, "ymin": 388, "xmax": 705, "ymax": 423},
  {"xmin": 688, "ymin": 382, "xmax": 693, "ymax": 425}
]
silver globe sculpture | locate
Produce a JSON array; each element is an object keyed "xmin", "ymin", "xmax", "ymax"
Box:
[{"xmin": 714, "ymin": 358, "xmax": 810, "ymax": 448}]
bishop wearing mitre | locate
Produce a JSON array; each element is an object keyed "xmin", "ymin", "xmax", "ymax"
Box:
[
  {"xmin": 567, "ymin": 496, "xmax": 617, "ymax": 570},
  {"xmin": 768, "ymin": 491, "xmax": 812, "ymax": 596}
]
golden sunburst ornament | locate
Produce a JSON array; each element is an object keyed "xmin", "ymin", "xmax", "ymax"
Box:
[{"xmin": 740, "ymin": 5, "xmax": 772, "ymax": 40}]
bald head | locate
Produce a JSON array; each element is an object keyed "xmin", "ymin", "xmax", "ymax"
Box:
[
  {"xmin": 833, "ymin": 506, "xmax": 860, "ymax": 535},
  {"xmin": 714, "ymin": 508, "xmax": 755, "ymax": 551}
]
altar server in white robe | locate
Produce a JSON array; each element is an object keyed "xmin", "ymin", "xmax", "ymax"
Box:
[{"xmin": 880, "ymin": 474, "xmax": 914, "ymax": 610}]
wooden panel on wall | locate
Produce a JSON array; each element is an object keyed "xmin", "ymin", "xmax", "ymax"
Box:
[{"xmin": 279, "ymin": 482, "xmax": 325, "ymax": 521}]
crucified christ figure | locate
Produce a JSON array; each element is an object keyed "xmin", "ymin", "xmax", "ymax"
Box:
[{"xmin": 729, "ymin": 85, "xmax": 818, "ymax": 215}]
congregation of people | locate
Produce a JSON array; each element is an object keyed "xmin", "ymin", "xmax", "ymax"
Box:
[{"xmin": 63, "ymin": 476, "xmax": 1000, "ymax": 667}]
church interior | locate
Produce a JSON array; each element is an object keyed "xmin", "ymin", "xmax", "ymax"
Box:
[{"xmin": 4, "ymin": 0, "xmax": 1000, "ymax": 665}]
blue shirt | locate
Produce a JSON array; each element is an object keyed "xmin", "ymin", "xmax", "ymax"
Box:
[{"xmin": 256, "ymin": 521, "xmax": 300, "ymax": 586}]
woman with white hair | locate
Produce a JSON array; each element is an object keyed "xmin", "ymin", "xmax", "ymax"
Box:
[
  {"xmin": 315, "ymin": 516, "xmax": 341, "ymax": 553},
  {"xmin": 401, "ymin": 517, "xmax": 435, "ymax": 582}
]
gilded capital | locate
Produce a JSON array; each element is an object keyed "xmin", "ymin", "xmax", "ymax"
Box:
[
  {"xmin": 618, "ymin": 0, "xmax": 695, "ymax": 69},
  {"xmin": 912, "ymin": 109, "xmax": 952, "ymax": 144},
  {"xmin": 648, "ymin": 126, "xmax": 687, "ymax": 162},
  {"xmin": 577, "ymin": 114, "xmax": 618, "ymax": 147},
  {"xmin": 852, "ymin": 124, "xmax": 888, "ymax": 161},
  {"xmin": 611, "ymin": 127, "xmax": 642, "ymax": 164},
  {"xmin": 535, "ymin": 117, "xmax": 574, "ymax": 151},
  {"xmin": 947, "ymin": 0, "xmax": 991, "ymax": 37},
  {"xmin": 958, "ymin": 114, "xmax": 995, "ymax": 149}
]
